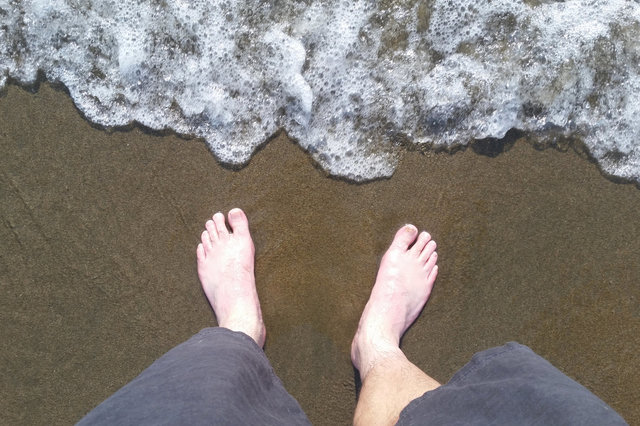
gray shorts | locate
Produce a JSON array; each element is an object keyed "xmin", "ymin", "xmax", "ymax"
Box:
[{"xmin": 78, "ymin": 328, "xmax": 626, "ymax": 425}]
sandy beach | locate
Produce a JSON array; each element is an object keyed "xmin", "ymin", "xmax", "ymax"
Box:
[{"xmin": 1, "ymin": 84, "xmax": 639, "ymax": 425}]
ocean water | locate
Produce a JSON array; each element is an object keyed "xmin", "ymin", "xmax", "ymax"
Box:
[{"xmin": 1, "ymin": 0, "xmax": 639, "ymax": 182}]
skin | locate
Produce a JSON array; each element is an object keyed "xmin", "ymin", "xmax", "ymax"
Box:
[
  {"xmin": 196, "ymin": 208, "xmax": 265, "ymax": 347},
  {"xmin": 351, "ymin": 224, "xmax": 441, "ymax": 425},
  {"xmin": 196, "ymin": 209, "xmax": 440, "ymax": 424}
]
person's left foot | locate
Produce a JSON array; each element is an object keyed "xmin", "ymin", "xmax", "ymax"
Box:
[{"xmin": 196, "ymin": 208, "xmax": 266, "ymax": 347}]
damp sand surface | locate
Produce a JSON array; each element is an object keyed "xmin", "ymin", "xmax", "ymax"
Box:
[{"xmin": 1, "ymin": 85, "xmax": 639, "ymax": 425}]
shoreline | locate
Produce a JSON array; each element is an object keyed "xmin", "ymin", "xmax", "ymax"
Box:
[
  {"xmin": 5, "ymin": 79, "xmax": 638, "ymax": 190},
  {"xmin": 1, "ymin": 84, "xmax": 639, "ymax": 425}
]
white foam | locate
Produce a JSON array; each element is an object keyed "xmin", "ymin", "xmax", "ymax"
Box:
[{"xmin": 1, "ymin": 0, "xmax": 640, "ymax": 182}]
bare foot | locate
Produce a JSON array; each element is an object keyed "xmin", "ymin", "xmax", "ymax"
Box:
[
  {"xmin": 196, "ymin": 208, "xmax": 266, "ymax": 347},
  {"xmin": 351, "ymin": 224, "xmax": 438, "ymax": 379}
]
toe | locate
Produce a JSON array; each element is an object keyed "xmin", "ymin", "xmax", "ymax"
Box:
[
  {"xmin": 213, "ymin": 212, "xmax": 229, "ymax": 238},
  {"xmin": 196, "ymin": 243, "xmax": 206, "ymax": 262},
  {"xmin": 424, "ymin": 251, "xmax": 438, "ymax": 272},
  {"xmin": 410, "ymin": 231, "xmax": 431, "ymax": 255},
  {"xmin": 420, "ymin": 240, "xmax": 437, "ymax": 263},
  {"xmin": 201, "ymin": 230, "xmax": 213, "ymax": 250},
  {"xmin": 427, "ymin": 264, "xmax": 438, "ymax": 287},
  {"xmin": 205, "ymin": 220, "xmax": 217, "ymax": 241},
  {"xmin": 391, "ymin": 224, "xmax": 418, "ymax": 250},
  {"xmin": 228, "ymin": 208, "xmax": 250, "ymax": 236}
]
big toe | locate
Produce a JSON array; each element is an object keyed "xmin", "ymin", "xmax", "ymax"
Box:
[
  {"xmin": 228, "ymin": 208, "xmax": 250, "ymax": 236},
  {"xmin": 391, "ymin": 224, "xmax": 418, "ymax": 250}
]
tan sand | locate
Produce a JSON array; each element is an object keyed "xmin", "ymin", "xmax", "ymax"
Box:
[{"xmin": 1, "ymin": 84, "xmax": 639, "ymax": 425}]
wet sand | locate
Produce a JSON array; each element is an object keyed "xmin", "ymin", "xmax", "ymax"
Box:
[{"xmin": 1, "ymin": 84, "xmax": 639, "ymax": 425}]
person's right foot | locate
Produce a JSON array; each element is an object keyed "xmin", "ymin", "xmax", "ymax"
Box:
[{"xmin": 351, "ymin": 224, "xmax": 438, "ymax": 379}]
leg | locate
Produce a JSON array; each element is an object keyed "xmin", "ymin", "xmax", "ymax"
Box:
[
  {"xmin": 79, "ymin": 209, "xmax": 310, "ymax": 425},
  {"xmin": 397, "ymin": 343, "xmax": 627, "ymax": 426},
  {"xmin": 352, "ymin": 225, "xmax": 440, "ymax": 426}
]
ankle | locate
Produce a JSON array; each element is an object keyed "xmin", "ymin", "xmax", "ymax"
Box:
[
  {"xmin": 219, "ymin": 314, "xmax": 266, "ymax": 347},
  {"xmin": 352, "ymin": 330, "xmax": 403, "ymax": 380}
]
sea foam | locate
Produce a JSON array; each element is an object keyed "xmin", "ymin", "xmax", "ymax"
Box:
[{"xmin": 1, "ymin": 0, "xmax": 640, "ymax": 182}]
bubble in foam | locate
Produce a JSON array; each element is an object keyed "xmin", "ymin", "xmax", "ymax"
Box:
[{"xmin": 1, "ymin": 0, "xmax": 640, "ymax": 182}]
